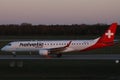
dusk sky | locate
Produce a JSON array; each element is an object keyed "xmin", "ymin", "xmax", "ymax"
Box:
[{"xmin": 0, "ymin": 0, "xmax": 120, "ymax": 25}]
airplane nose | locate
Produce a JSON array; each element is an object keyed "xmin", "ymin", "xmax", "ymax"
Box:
[{"xmin": 1, "ymin": 47, "xmax": 6, "ymax": 51}]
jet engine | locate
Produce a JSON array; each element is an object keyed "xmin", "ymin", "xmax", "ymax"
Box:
[{"xmin": 39, "ymin": 50, "xmax": 49, "ymax": 56}]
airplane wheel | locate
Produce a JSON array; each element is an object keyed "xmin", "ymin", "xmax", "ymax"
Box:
[{"xmin": 56, "ymin": 53, "xmax": 62, "ymax": 58}]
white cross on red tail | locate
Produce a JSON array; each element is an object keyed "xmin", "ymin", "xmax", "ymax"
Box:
[{"xmin": 105, "ymin": 30, "xmax": 114, "ymax": 38}]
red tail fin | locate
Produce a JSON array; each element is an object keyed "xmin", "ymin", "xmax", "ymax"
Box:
[
  {"xmin": 80, "ymin": 23, "xmax": 118, "ymax": 51},
  {"xmin": 98, "ymin": 23, "xmax": 117, "ymax": 43}
]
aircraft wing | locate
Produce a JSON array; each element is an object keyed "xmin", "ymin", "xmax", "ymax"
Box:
[{"xmin": 48, "ymin": 41, "xmax": 72, "ymax": 53}]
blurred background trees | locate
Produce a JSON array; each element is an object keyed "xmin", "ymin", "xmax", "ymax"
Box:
[{"xmin": 0, "ymin": 23, "xmax": 119, "ymax": 36}]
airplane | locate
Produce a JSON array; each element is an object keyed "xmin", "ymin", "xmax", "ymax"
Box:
[{"xmin": 1, "ymin": 23, "xmax": 118, "ymax": 57}]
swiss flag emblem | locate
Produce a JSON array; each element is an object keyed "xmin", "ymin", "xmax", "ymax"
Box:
[{"xmin": 105, "ymin": 30, "xmax": 114, "ymax": 38}]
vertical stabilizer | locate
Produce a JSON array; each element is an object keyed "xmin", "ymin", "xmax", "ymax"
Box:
[{"xmin": 97, "ymin": 23, "xmax": 117, "ymax": 43}]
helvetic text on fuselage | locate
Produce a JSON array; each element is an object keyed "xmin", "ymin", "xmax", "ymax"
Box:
[{"xmin": 19, "ymin": 42, "xmax": 43, "ymax": 48}]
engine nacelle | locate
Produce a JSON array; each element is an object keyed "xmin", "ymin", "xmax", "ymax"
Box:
[{"xmin": 39, "ymin": 50, "xmax": 49, "ymax": 56}]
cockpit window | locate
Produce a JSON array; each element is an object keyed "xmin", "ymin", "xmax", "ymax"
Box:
[{"xmin": 7, "ymin": 44, "xmax": 12, "ymax": 46}]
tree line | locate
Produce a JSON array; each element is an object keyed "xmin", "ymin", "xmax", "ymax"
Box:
[{"xmin": 0, "ymin": 23, "xmax": 119, "ymax": 36}]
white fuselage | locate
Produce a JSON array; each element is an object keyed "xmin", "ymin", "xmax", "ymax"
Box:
[{"xmin": 1, "ymin": 38, "xmax": 99, "ymax": 53}]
